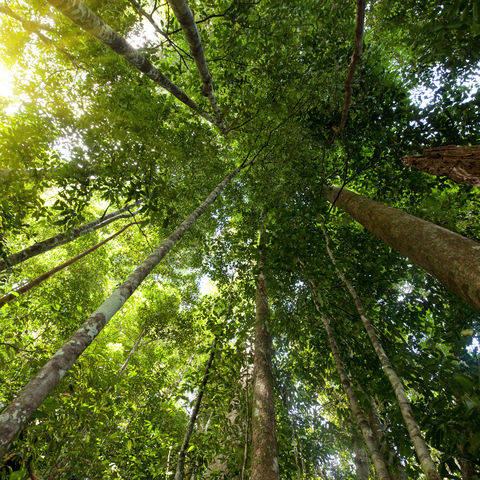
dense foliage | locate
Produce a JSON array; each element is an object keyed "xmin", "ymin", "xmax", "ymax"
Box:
[{"xmin": 0, "ymin": 0, "xmax": 479, "ymax": 478}]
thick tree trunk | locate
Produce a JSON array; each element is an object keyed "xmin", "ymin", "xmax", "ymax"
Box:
[
  {"xmin": 0, "ymin": 165, "xmax": 242, "ymax": 456},
  {"xmin": 251, "ymin": 230, "xmax": 279, "ymax": 480},
  {"xmin": 175, "ymin": 338, "xmax": 217, "ymax": 480},
  {"xmin": 319, "ymin": 222, "xmax": 441, "ymax": 480},
  {"xmin": 353, "ymin": 435, "xmax": 370, "ymax": 480},
  {"xmin": 403, "ymin": 145, "xmax": 480, "ymax": 187},
  {"xmin": 322, "ymin": 185, "xmax": 480, "ymax": 311},
  {"xmin": 167, "ymin": 0, "xmax": 224, "ymax": 130},
  {"xmin": 316, "ymin": 308, "xmax": 391, "ymax": 480},
  {"xmin": 0, "ymin": 222, "xmax": 135, "ymax": 307},
  {"xmin": 47, "ymin": 0, "xmax": 213, "ymax": 124},
  {"xmin": 0, "ymin": 202, "xmax": 142, "ymax": 272}
]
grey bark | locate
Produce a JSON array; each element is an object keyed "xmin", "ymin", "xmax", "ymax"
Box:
[
  {"xmin": 117, "ymin": 328, "xmax": 147, "ymax": 377},
  {"xmin": 353, "ymin": 435, "xmax": 370, "ymax": 480},
  {"xmin": 0, "ymin": 165, "xmax": 242, "ymax": 456},
  {"xmin": 368, "ymin": 403, "xmax": 408, "ymax": 480},
  {"xmin": 319, "ymin": 221, "xmax": 441, "ymax": 480},
  {"xmin": 316, "ymin": 307, "xmax": 391, "ymax": 480},
  {"xmin": 0, "ymin": 222, "xmax": 135, "ymax": 307},
  {"xmin": 322, "ymin": 185, "xmax": 480, "ymax": 311},
  {"xmin": 167, "ymin": 0, "xmax": 224, "ymax": 130},
  {"xmin": 251, "ymin": 229, "xmax": 280, "ymax": 480},
  {"xmin": 47, "ymin": 0, "xmax": 213, "ymax": 124},
  {"xmin": 0, "ymin": 200, "xmax": 142, "ymax": 272},
  {"xmin": 174, "ymin": 338, "xmax": 217, "ymax": 480}
]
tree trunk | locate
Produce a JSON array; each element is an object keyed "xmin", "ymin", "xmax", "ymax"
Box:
[
  {"xmin": 322, "ymin": 185, "xmax": 480, "ymax": 311},
  {"xmin": 0, "ymin": 201, "xmax": 142, "ymax": 272},
  {"xmin": 0, "ymin": 165, "xmax": 242, "ymax": 456},
  {"xmin": 251, "ymin": 229, "xmax": 280, "ymax": 480},
  {"xmin": 175, "ymin": 338, "xmax": 217, "ymax": 480},
  {"xmin": 167, "ymin": 0, "xmax": 224, "ymax": 130},
  {"xmin": 319, "ymin": 222, "xmax": 441, "ymax": 480},
  {"xmin": 402, "ymin": 145, "xmax": 480, "ymax": 187},
  {"xmin": 0, "ymin": 222, "xmax": 135, "ymax": 307},
  {"xmin": 316, "ymin": 308, "xmax": 391, "ymax": 480},
  {"xmin": 353, "ymin": 435, "xmax": 370, "ymax": 480},
  {"xmin": 368, "ymin": 403, "xmax": 408, "ymax": 480},
  {"xmin": 117, "ymin": 328, "xmax": 147, "ymax": 377},
  {"xmin": 47, "ymin": 0, "xmax": 213, "ymax": 124}
]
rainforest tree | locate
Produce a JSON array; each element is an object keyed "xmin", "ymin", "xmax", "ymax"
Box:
[{"xmin": 0, "ymin": 0, "xmax": 479, "ymax": 478}]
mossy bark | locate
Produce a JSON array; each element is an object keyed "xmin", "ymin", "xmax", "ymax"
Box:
[{"xmin": 0, "ymin": 165, "xmax": 241, "ymax": 456}]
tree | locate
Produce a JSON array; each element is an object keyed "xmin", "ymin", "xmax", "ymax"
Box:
[{"xmin": 0, "ymin": 0, "xmax": 479, "ymax": 478}]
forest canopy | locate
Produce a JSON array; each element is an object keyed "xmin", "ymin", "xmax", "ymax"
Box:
[{"xmin": 0, "ymin": 0, "xmax": 479, "ymax": 479}]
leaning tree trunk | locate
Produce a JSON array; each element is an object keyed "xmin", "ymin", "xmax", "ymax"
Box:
[
  {"xmin": 403, "ymin": 145, "xmax": 480, "ymax": 187},
  {"xmin": 315, "ymin": 307, "xmax": 391, "ymax": 480},
  {"xmin": 175, "ymin": 338, "xmax": 217, "ymax": 480},
  {"xmin": 47, "ymin": 0, "xmax": 213, "ymax": 124},
  {"xmin": 0, "ymin": 222, "xmax": 135, "ymax": 307},
  {"xmin": 319, "ymin": 222, "xmax": 441, "ymax": 480},
  {"xmin": 167, "ymin": 0, "xmax": 224, "ymax": 130},
  {"xmin": 251, "ymin": 229, "xmax": 279, "ymax": 480},
  {"xmin": 322, "ymin": 185, "xmax": 480, "ymax": 311},
  {"xmin": 0, "ymin": 201, "xmax": 142, "ymax": 272},
  {"xmin": 0, "ymin": 165, "xmax": 243, "ymax": 456}
]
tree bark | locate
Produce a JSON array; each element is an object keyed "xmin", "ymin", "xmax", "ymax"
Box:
[
  {"xmin": 403, "ymin": 145, "xmax": 480, "ymax": 187},
  {"xmin": 0, "ymin": 222, "xmax": 135, "ymax": 307},
  {"xmin": 167, "ymin": 0, "xmax": 224, "ymax": 130},
  {"xmin": 46, "ymin": 0, "xmax": 213, "ymax": 124},
  {"xmin": 174, "ymin": 338, "xmax": 217, "ymax": 480},
  {"xmin": 368, "ymin": 403, "xmax": 408, "ymax": 480},
  {"xmin": 331, "ymin": 0, "xmax": 366, "ymax": 140},
  {"xmin": 117, "ymin": 328, "xmax": 147, "ymax": 377},
  {"xmin": 0, "ymin": 165, "xmax": 242, "ymax": 456},
  {"xmin": 251, "ymin": 229, "xmax": 280, "ymax": 480},
  {"xmin": 0, "ymin": 200, "xmax": 142, "ymax": 272},
  {"xmin": 322, "ymin": 185, "xmax": 480, "ymax": 311},
  {"xmin": 319, "ymin": 222, "xmax": 441, "ymax": 480},
  {"xmin": 353, "ymin": 435, "xmax": 370, "ymax": 480},
  {"xmin": 316, "ymin": 308, "xmax": 391, "ymax": 480}
]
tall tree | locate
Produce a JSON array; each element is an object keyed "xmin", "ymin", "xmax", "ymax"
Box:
[{"xmin": 251, "ymin": 229, "xmax": 279, "ymax": 480}]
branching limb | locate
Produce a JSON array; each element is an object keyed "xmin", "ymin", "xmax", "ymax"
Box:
[
  {"xmin": 167, "ymin": 0, "xmax": 225, "ymax": 131},
  {"xmin": 331, "ymin": 0, "xmax": 366, "ymax": 142}
]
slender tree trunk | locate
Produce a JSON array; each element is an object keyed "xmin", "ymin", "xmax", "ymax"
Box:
[
  {"xmin": 0, "ymin": 222, "xmax": 135, "ymax": 307},
  {"xmin": 47, "ymin": 0, "xmax": 213, "ymax": 124},
  {"xmin": 167, "ymin": 0, "xmax": 224, "ymax": 130},
  {"xmin": 319, "ymin": 221, "xmax": 441, "ymax": 480},
  {"xmin": 316, "ymin": 307, "xmax": 391, "ymax": 480},
  {"xmin": 353, "ymin": 435, "xmax": 370, "ymax": 480},
  {"xmin": 175, "ymin": 338, "xmax": 217, "ymax": 480},
  {"xmin": 117, "ymin": 328, "xmax": 147, "ymax": 377},
  {"xmin": 332, "ymin": 0, "xmax": 366, "ymax": 140},
  {"xmin": 368, "ymin": 403, "xmax": 408, "ymax": 480},
  {"xmin": 0, "ymin": 165, "xmax": 242, "ymax": 456},
  {"xmin": 322, "ymin": 185, "xmax": 480, "ymax": 311},
  {"xmin": 251, "ymin": 229, "xmax": 279, "ymax": 480},
  {"xmin": 0, "ymin": 200, "xmax": 142, "ymax": 272},
  {"xmin": 403, "ymin": 145, "xmax": 480, "ymax": 187}
]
